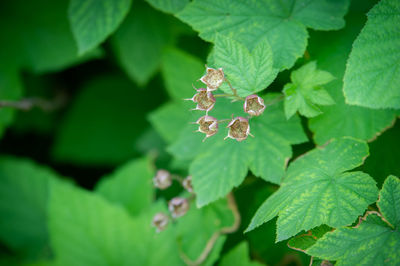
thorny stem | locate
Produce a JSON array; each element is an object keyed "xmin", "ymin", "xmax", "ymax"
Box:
[{"xmin": 179, "ymin": 192, "xmax": 240, "ymax": 266}]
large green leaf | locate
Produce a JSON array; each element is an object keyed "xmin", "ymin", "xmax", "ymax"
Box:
[
  {"xmin": 148, "ymin": 101, "xmax": 192, "ymax": 144},
  {"xmin": 161, "ymin": 47, "xmax": 204, "ymax": 100},
  {"xmin": 177, "ymin": 0, "xmax": 350, "ymax": 69},
  {"xmin": 306, "ymin": 176, "xmax": 400, "ymax": 265},
  {"xmin": 343, "ymin": 0, "xmax": 400, "ymax": 109},
  {"xmin": 219, "ymin": 242, "xmax": 262, "ymax": 266},
  {"xmin": 283, "ymin": 61, "xmax": 335, "ymax": 119},
  {"xmin": 95, "ymin": 157, "xmax": 155, "ymax": 216},
  {"xmin": 0, "ymin": 157, "xmax": 59, "ymax": 258},
  {"xmin": 247, "ymin": 138, "xmax": 378, "ymax": 241},
  {"xmin": 175, "ymin": 198, "xmax": 234, "ymax": 264},
  {"xmin": 168, "ymin": 95, "xmax": 307, "ymax": 207},
  {"xmin": 48, "ymin": 182, "xmax": 183, "ymax": 266},
  {"xmin": 68, "ymin": 0, "xmax": 132, "ymax": 54},
  {"xmin": 307, "ymin": 15, "xmax": 398, "ymax": 145},
  {"xmin": 1, "ymin": 0, "xmax": 102, "ymax": 74},
  {"xmin": 112, "ymin": 2, "xmax": 174, "ymax": 86},
  {"xmin": 146, "ymin": 0, "xmax": 189, "ymax": 14},
  {"xmin": 52, "ymin": 75, "xmax": 159, "ymax": 165},
  {"xmin": 209, "ymin": 35, "xmax": 278, "ymax": 97}
]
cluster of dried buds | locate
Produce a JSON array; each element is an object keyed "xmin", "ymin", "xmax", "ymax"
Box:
[
  {"xmin": 151, "ymin": 170, "xmax": 193, "ymax": 232},
  {"xmin": 187, "ymin": 66, "xmax": 266, "ymax": 142}
]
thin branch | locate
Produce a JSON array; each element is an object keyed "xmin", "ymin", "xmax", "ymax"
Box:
[
  {"xmin": 0, "ymin": 92, "xmax": 66, "ymax": 112},
  {"xmin": 179, "ymin": 192, "xmax": 241, "ymax": 266}
]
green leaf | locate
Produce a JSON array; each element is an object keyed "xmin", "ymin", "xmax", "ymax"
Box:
[
  {"xmin": 378, "ymin": 175, "xmax": 400, "ymax": 228},
  {"xmin": 161, "ymin": 48, "xmax": 204, "ymax": 100},
  {"xmin": 68, "ymin": 0, "xmax": 132, "ymax": 54},
  {"xmin": 146, "ymin": 0, "xmax": 189, "ymax": 14},
  {"xmin": 112, "ymin": 3, "xmax": 173, "ymax": 85},
  {"xmin": 48, "ymin": 182, "xmax": 183, "ymax": 266},
  {"xmin": 343, "ymin": 0, "xmax": 400, "ymax": 109},
  {"xmin": 168, "ymin": 96, "xmax": 307, "ymax": 206},
  {"xmin": 209, "ymin": 35, "xmax": 278, "ymax": 97},
  {"xmin": 95, "ymin": 157, "xmax": 155, "ymax": 216},
  {"xmin": 287, "ymin": 225, "xmax": 331, "ymax": 252},
  {"xmin": 219, "ymin": 242, "xmax": 262, "ymax": 266},
  {"xmin": 52, "ymin": 75, "xmax": 158, "ymax": 165},
  {"xmin": 0, "ymin": 157, "xmax": 59, "ymax": 258},
  {"xmin": 175, "ymin": 198, "xmax": 234, "ymax": 264},
  {"xmin": 284, "ymin": 61, "xmax": 335, "ymax": 119},
  {"xmin": 307, "ymin": 15, "xmax": 398, "ymax": 145},
  {"xmin": 1, "ymin": 0, "xmax": 102, "ymax": 74},
  {"xmin": 148, "ymin": 101, "xmax": 192, "ymax": 144},
  {"xmin": 247, "ymin": 138, "xmax": 378, "ymax": 241},
  {"xmin": 177, "ymin": 0, "xmax": 350, "ymax": 69},
  {"xmin": 306, "ymin": 176, "xmax": 400, "ymax": 265}
]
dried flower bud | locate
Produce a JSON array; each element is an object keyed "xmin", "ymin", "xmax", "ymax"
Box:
[
  {"xmin": 200, "ymin": 67, "xmax": 225, "ymax": 91},
  {"xmin": 151, "ymin": 212, "xmax": 169, "ymax": 232},
  {"xmin": 186, "ymin": 88, "xmax": 216, "ymax": 112},
  {"xmin": 153, "ymin": 169, "xmax": 172, "ymax": 189},
  {"xmin": 182, "ymin": 176, "xmax": 193, "ymax": 193},
  {"xmin": 168, "ymin": 197, "xmax": 190, "ymax": 218},
  {"xmin": 244, "ymin": 95, "xmax": 266, "ymax": 116},
  {"xmin": 195, "ymin": 115, "xmax": 219, "ymax": 141},
  {"xmin": 225, "ymin": 117, "xmax": 252, "ymax": 142}
]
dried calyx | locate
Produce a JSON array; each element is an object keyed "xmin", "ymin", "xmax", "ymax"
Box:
[
  {"xmin": 225, "ymin": 117, "xmax": 252, "ymax": 142},
  {"xmin": 151, "ymin": 212, "xmax": 169, "ymax": 232},
  {"xmin": 196, "ymin": 115, "xmax": 218, "ymax": 141},
  {"xmin": 153, "ymin": 169, "xmax": 172, "ymax": 189},
  {"xmin": 182, "ymin": 176, "xmax": 193, "ymax": 193},
  {"xmin": 200, "ymin": 66, "xmax": 225, "ymax": 91},
  {"xmin": 186, "ymin": 88, "xmax": 216, "ymax": 112},
  {"xmin": 244, "ymin": 95, "xmax": 266, "ymax": 116},
  {"xmin": 168, "ymin": 197, "xmax": 190, "ymax": 218}
]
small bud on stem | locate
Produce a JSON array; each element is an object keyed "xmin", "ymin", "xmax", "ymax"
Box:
[
  {"xmin": 168, "ymin": 197, "xmax": 190, "ymax": 218},
  {"xmin": 195, "ymin": 115, "xmax": 219, "ymax": 141},
  {"xmin": 225, "ymin": 117, "xmax": 253, "ymax": 141},
  {"xmin": 182, "ymin": 176, "xmax": 193, "ymax": 193},
  {"xmin": 244, "ymin": 95, "xmax": 266, "ymax": 116},
  {"xmin": 200, "ymin": 66, "xmax": 225, "ymax": 91},
  {"xmin": 153, "ymin": 170, "xmax": 172, "ymax": 189},
  {"xmin": 151, "ymin": 212, "xmax": 169, "ymax": 232}
]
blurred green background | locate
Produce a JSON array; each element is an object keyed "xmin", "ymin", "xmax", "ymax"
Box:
[{"xmin": 0, "ymin": 0, "xmax": 398, "ymax": 265}]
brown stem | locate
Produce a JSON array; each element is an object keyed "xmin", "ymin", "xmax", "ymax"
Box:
[
  {"xmin": 179, "ymin": 192, "xmax": 241, "ymax": 266},
  {"xmin": 0, "ymin": 92, "xmax": 66, "ymax": 112},
  {"xmin": 224, "ymin": 78, "xmax": 245, "ymax": 101}
]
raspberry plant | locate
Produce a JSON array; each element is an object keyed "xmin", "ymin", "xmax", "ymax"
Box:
[{"xmin": 0, "ymin": 0, "xmax": 399, "ymax": 265}]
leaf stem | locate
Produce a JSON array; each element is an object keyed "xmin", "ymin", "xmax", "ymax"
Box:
[{"xmin": 178, "ymin": 192, "xmax": 240, "ymax": 266}]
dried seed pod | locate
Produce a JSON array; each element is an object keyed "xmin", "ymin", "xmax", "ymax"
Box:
[
  {"xmin": 225, "ymin": 117, "xmax": 252, "ymax": 142},
  {"xmin": 195, "ymin": 115, "xmax": 219, "ymax": 140},
  {"xmin": 153, "ymin": 169, "xmax": 172, "ymax": 189},
  {"xmin": 200, "ymin": 67, "xmax": 225, "ymax": 91},
  {"xmin": 151, "ymin": 212, "xmax": 169, "ymax": 232},
  {"xmin": 186, "ymin": 88, "xmax": 216, "ymax": 112},
  {"xmin": 244, "ymin": 95, "xmax": 266, "ymax": 116},
  {"xmin": 182, "ymin": 176, "xmax": 193, "ymax": 193},
  {"xmin": 168, "ymin": 197, "xmax": 190, "ymax": 218}
]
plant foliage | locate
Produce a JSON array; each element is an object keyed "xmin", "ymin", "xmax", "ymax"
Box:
[{"xmin": 0, "ymin": 0, "xmax": 399, "ymax": 265}]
